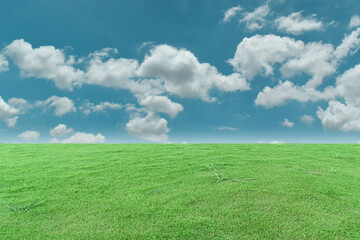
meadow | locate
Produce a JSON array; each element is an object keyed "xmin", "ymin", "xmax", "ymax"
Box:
[{"xmin": 0, "ymin": 144, "xmax": 359, "ymax": 239}]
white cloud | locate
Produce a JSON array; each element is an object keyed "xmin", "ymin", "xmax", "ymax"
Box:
[
  {"xmin": 8, "ymin": 98, "xmax": 31, "ymax": 112},
  {"xmin": 349, "ymin": 15, "xmax": 360, "ymax": 29},
  {"xmin": 228, "ymin": 34, "xmax": 304, "ymax": 79},
  {"xmin": 334, "ymin": 27, "xmax": 360, "ymax": 60},
  {"xmin": 137, "ymin": 41, "xmax": 155, "ymax": 51},
  {"xmin": 255, "ymin": 81, "xmax": 336, "ymax": 108},
  {"xmin": 0, "ymin": 54, "xmax": 9, "ymax": 72},
  {"xmin": 275, "ymin": 11, "xmax": 323, "ymax": 35},
  {"xmin": 222, "ymin": 6, "xmax": 242, "ymax": 23},
  {"xmin": 49, "ymin": 124, "xmax": 74, "ymax": 137},
  {"xmin": 270, "ymin": 140, "xmax": 286, "ymax": 144},
  {"xmin": 80, "ymin": 101, "xmax": 122, "ymax": 115},
  {"xmin": 253, "ymin": 29, "xmax": 360, "ymax": 109},
  {"xmin": 335, "ymin": 64, "xmax": 360, "ymax": 105},
  {"xmin": 280, "ymin": 42, "xmax": 335, "ymax": 88},
  {"xmin": 4, "ymin": 39, "xmax": 84, "ymax": 90},
  {"xmin": 126, "ymin": 112, "xmax": 169, "ymax": 142},
  {"xmin": 36, "ymin": 96, "xmax": 76, "ymax": 116},
  {"xmin": 18, "ymin": 130, "xmax": 40, "ymax": 140},
  {"xmin": 138, "ymin": 95, "xmax": 183, "ymax": 118},
  {"xmin": 4, "ymin": 40, "xmax": 248, "ymax": 108},
  {"xmin": 218, "ymin": 126, "xmax": 237, "ymax": 131},
  {"xmin": 0, "ymin": 96, "xmax": 20, "ymax": 127},
  {"xmin": 85, "ymin": 44, "xmax": 249, "ymax": 103},
  {"xmin": 317, "ymin": 101, "xmax": 360, "ymax": 132},
  {"xmin": 301, "ymin": 115, "xmax": 314, "ymax": 125},
  {"xmin": 240, "ymin": 4, "xmax": 270, "ymax": 30},
  {"xmin": 88, "ymin": 47, "xmax": 118, "ymax": 58},
  {"xmin": 282, "ymin": 118, "xmax": 294, "ymax": 128},
  {"xmin": 233, "ymin": 29, "xmax": 360, "ymax": 109},
  {"xmin": 58, "ymin": 132, "xmax": 106, "ymax": 143},
  {"xmin": 85, "ymin": 54, "xmax": 139, "ymax": 89},
  {"xmin": 137, "ymin": 44, "xmax": 249, "ymax": 101}
]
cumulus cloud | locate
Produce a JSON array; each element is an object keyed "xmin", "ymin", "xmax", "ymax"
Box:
[
  {"xmin": 4, "ymin": 39, "xmax": 84, "ymax": 90},
  {"xmin": 86, "ymin": 44, "xmax": 249, "ymax": 102},
  {"xmin": 8, "ymin": 98, "xmax": 32, "ymax": 112},
  {"xmin": 18, "ymin": 130, "xmax": 40, "ymax": 140},
  {"xmin": 335, "ymin": 64, "xmax": 360, "ymax": 105},
  {"xmin": 275, "ymin": 11, "xmax": 323, "ymax": 35},
  {"xmin": 218, "ymin": 126, "xmax": 237, "ymax": 131},
  {"xmin": 126, "ymin": 112, "xmax": 169, "ymax": 142},
  {"xmin": 228, "ymin": 34, "xmax": 304, "ymax": 79},
  {"xmin": 301, "ymin": 115, "xmax": 314, "ymax": 125},
  {"xmin": 80, "ymin": 101, "xmax": 122, "ymax": 115},
  {"xmin": 85, "ymin": 53, "xmax": 139, "ymax": 89},
  {"xmin": 240, "ymin": 4, "xmax": 270, "ymax": 30},
  {"xmin": 137, "ymin": 44, "xmax": 249, "ymax": 101},
  {"xmin": 255, "ymin": 81, "xmax": 336, "ymax": 108},
  {"xmin": 349, "ymin": 15, "xmax": 360, "ymax": 29},
  {"xmin": 253, "ymin": 28, "xmax": 360, "ymax": 109},
  {"xmin": 55, "ymin": 132, "xmax": 106, "ymax": 143},
  {"xmin": 0, "ymin": 96, "xmax": 20, "ymax": 127},
  {"xmin": 282, "ymin": 118, "xmax": 294, "ymax": 128},
  {"xmin": 4, "ymin": 40, "xmax": 249, "ymax": 109},
  {"xmin": 317, "ymin": 101, "xmax": 360, "ymax": 132},
  {"xmin": 0, "ymin": 54, "xmax": 9, "ymax": 72},
  {"xmin": 317, "ymin": 64, "xmax": 360, "ymax": 132},
  {"xmin": 138, "ymin": 95, "xmax": 183, "ymax": 118},
  {"xmin": 280, "ymin": 42, "xmax": 335, "ymax": 88},
  {"xmin": 36, "ymin": 96, "xmax": 76, "ymax": 116},
  {"xmin": 49, "ymin": 124, "xmax": 74, "ymax": 137},
  {"xmin": 222, "ymin": 6, "xmax": 242, "ymax": 23}
]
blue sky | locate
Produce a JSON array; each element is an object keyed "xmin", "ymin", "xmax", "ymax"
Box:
[{"xmin": 1, "ymin": 0, "xmax": 360, "ymax": 143}]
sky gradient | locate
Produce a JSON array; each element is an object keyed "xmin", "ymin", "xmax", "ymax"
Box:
[{"xmin": 1, "ymin": 0, "xmax": 360, "ymax": 143}]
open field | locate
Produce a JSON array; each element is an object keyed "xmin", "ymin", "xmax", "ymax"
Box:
[{"xmin": 0, "ymin": 144, "xmax": 359, "ymax": 239}]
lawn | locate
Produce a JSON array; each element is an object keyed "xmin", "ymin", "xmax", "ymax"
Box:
[{"xmin": 0, "ymin": 144, "xmax": 359, "ymax": 239}]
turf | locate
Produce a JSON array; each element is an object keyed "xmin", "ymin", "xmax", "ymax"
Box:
[{"xmin": 0, "ymin": 144, "xmax": 359, "ymax": 239}]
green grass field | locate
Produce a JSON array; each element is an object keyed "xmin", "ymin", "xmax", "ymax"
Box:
[{"xmin": 1, "ymin": 144, "xmax": 359, "ymax": 239}]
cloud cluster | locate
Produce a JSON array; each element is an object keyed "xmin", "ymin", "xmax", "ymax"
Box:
[
  {"xmin": 3, "ymin": 16, "xmax": 360, "ymax": 140},
  {"xmin": 2, "ymin": 39, "xmax": 251, "ymax": 141},
  {"xmin": 236, "ymin": 27, "xmax": 360, "ymax": 108}
]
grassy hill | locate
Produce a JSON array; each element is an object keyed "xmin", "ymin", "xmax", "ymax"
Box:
[{"xmin": 0, "ymin": 144, "xmax": 359, "ymax": 239}]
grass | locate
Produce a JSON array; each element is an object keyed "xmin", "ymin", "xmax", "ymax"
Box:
[{"xmin": 0, "ymin": 144, "xmax": 359, "ymax": 239}]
